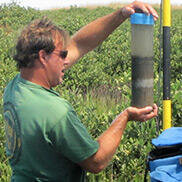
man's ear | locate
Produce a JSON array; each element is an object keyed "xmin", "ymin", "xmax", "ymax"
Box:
[{"xmin": 38, "ymin": 50, "xmax": 48, "ymax": 66}]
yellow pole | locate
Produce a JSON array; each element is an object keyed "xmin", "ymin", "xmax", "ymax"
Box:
[
  {"xmin": 163, "ymin": 0, "xmax": 171, "ymax": 26},
  {"xmin": 162, "ymin": 0, "xmax": 172, "ymax": 130},
  {"xmin": 163, "ymin": 100, "xmax": 171, "ymax": 129}
]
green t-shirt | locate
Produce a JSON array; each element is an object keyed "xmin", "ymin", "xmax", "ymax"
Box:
[{"xmin": 3, "ymin": 74, "xmax": 99, "ymax": 182}]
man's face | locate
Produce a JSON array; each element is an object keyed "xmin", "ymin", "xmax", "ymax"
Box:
[{"xmin": 45, "ymin": 41, "xmax": 68, "ymax": 88}]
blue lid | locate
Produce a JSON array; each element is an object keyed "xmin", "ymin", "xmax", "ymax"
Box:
[{"xmin": 130, "ymin": 13, "xmax": 154, "ymax": 25}]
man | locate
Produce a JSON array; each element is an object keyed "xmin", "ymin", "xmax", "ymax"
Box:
[{"xmin": 3, "ymin": 1, "xmax": 158, "ymax": 181}]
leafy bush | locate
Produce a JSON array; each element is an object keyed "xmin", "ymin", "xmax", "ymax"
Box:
[{"xmin": 0, "ymin": 3, "xmax": 181, "ymax": 181}]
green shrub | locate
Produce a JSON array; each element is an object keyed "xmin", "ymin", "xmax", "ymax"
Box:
[{"xmin": 0, "ymin": 4, "xmax": 181, "ymax": 181}]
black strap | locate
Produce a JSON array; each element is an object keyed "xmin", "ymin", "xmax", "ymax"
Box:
[{"xmin": 144, "ymin": 157, "xmax": 149, "ymax": 182}]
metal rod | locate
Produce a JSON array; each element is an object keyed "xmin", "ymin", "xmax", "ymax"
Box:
[{"xmin": 162, "ymin": 0, "xmax": 172, "ymax": 130}]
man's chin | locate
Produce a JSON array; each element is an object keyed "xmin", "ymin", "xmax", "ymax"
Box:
[{"xmin": 59, "ymin": 78, "xmax": 63, "ymax": 85}]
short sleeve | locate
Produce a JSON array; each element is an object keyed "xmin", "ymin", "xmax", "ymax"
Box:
[{"xmin": 50, "ymin": 110, "xmax": 99, "ymax": 163}]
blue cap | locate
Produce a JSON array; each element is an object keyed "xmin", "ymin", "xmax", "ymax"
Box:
[{"xmin": 130, "ymin": 13, "xmax": 154, "ymax": 25}]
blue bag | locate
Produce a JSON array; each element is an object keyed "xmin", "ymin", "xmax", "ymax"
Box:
[{"xmin": 146, "ymin": 127, "xmax": 182, "ymax": 182}]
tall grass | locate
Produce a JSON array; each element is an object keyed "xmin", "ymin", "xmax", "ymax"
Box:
[{"xmin": 0, "ymin": 3, "xmax": 181, "ymax": 181}]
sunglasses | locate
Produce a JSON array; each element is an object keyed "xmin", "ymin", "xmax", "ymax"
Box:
[
  {"xmin": 52, "ymin": 50, "xmax": 68, "ymax": 59},
  {"xmin": 60, "ymin": 50, "xmax": 68, "ymax": 59}
]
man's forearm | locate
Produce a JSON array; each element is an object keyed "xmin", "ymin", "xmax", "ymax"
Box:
[
  {"xmin": 94, "ymin": 109, "xmax": 129, "ymax": 170},
  {"xmin": 67, "ymin": 8, "xmax": 126, "ymax": 67},
  {"xmin": 78, "ymin": 109, "xmax": 129, "ymax": 173},
  {"xmin": 72, "ymin": 8, "xmax": 126, "ymax": 52}
]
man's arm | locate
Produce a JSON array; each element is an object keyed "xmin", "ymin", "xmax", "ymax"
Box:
[
  {"xmin": 66, "ymin": 1, "xmax": 158, "ymax": 69},
  {"xmin": 78, "ymin": 104, "xmax": 158, "ymax": 173}
]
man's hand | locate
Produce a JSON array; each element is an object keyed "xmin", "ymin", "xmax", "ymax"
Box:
[
  {"xmin": 121, "ymin": 1, "xmax": 159, "ymax": 20},
  {"xmin": 126, "ymin": 104, "xmax": 158, "ymax": 122}
]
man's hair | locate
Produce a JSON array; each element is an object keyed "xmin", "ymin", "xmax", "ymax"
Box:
[{"xmin": 14, "ymin": 17, "xmax": 69, "ymax": 69}]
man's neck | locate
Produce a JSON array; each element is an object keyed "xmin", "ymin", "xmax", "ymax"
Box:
[{"xmin": 20, "ymin": 68, "xmax": 50, "ymax": 89}]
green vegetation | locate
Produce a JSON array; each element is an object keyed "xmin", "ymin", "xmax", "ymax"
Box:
[{"xmin": 0, "ymin": 3, "xmax": 182, "ymax": 181}]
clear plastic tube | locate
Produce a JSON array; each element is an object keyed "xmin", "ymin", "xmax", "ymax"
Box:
[{"xmin": 131, "ymin": 13, "xmax": 154, "ymax": 107}]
